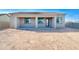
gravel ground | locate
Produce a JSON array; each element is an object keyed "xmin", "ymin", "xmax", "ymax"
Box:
[{"xmin": 0, "ymin": 28, "xmax": 79, "ymax": 50}]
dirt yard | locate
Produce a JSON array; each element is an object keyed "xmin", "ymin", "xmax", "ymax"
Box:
[{"xmin": 0, "ymin": 28, "xmax": 79, "ymax": 50}]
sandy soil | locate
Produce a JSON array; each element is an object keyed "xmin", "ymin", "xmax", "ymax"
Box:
[{"xmin": 0, "ymin": 28, "xmax": 79, "ymax": 50}]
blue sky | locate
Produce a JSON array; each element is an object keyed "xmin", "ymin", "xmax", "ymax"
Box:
[{"xmin": 0, "ymin": 9, "xmax": 79, "ymax": 22}]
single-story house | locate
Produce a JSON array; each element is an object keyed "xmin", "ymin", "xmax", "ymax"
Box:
[
  {"xmin": 9, "ymin": 12, "xmax": 65, "ymax": 29},
  {"xmin": 0, "ymin": 12, "xmax": 65, "ymax": 29}
]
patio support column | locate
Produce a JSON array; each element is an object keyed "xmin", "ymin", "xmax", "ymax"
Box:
[
  {"xmin": 35, "ymin": 17, "xmax": 38, "ymax": 28},
  {"xmin": 54, "ymin": 16, "xmax": 57, "ymax": 29},
  {"xmin": 14, "ymin": 17, "xmax": 18, "ymax": 28},
  {"xmin": 62, "ymin": 16, "xmax": 65, "ymax": 28}
]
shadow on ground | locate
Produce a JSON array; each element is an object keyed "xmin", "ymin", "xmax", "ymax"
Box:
[{"xmin": 17, "ymin": 27, "xmax": 79, "ymax": 33}]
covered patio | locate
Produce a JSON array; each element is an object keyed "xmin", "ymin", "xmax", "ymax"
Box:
[{"xmin": 17, "ymin": 17, "xmax": 56, "ymax": 28}]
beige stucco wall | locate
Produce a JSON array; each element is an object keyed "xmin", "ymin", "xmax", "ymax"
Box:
[{"xmin": 0, "ymin": 15, "xmax": 10, "ymax": 30}]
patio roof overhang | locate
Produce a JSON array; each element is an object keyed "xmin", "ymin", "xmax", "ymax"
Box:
[
  {"xmin": 18, "ymin": 17, "xmax": 54, "ymax": 19},
  {"xmin": 9, "ymin": 12, "xmax": 65, "ymax": 17}
]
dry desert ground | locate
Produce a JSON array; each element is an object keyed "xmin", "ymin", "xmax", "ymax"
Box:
[{"xmin": 0, "ymin": 28, "xmax": 79, "ymax": 50}]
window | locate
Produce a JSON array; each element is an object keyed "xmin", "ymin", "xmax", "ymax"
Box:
[
  {"xmin": 24, "ymin": 17, "xmax": 30, "ymax": 24},
  {"xmin": 38, "ymin": 17, "xmax": 44, "ymax": 24},
  {"xmin": 24, "ymin": 19, "xmax": 29, "ymax": 24},
  {"xmin": 56, "ymin": 17, "xmax": 60, "ymax": 23},
  {"xmin": 56, "ymin": 17, "xmax": 63, "ymax": 24},
  {"xmin": 38, "ymin": 19, "xmax": 44, "ymax": 24}
]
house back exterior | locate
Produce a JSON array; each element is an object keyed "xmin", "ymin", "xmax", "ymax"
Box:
[
  {"xmin": 0, "ymin": 12, "xmax": 65, "ymax": 29},
  {"xmin": 9, "ymin": 12, "xmax": 65, "ymax": 29}
]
